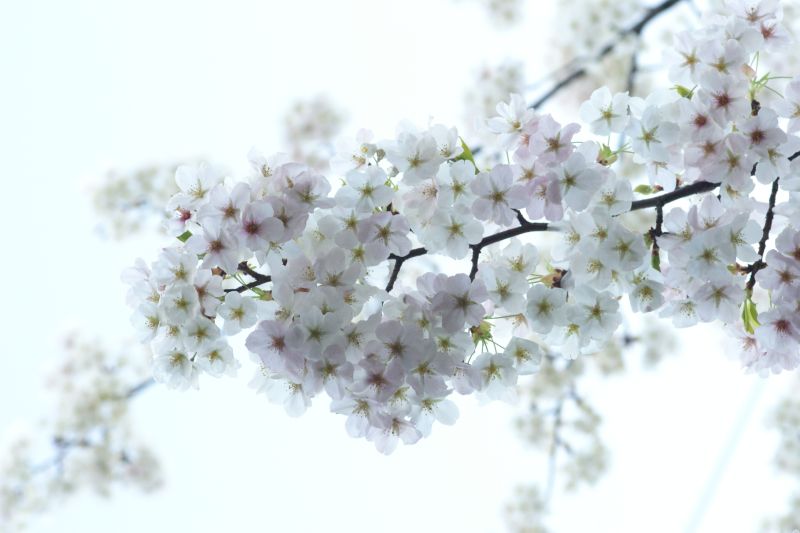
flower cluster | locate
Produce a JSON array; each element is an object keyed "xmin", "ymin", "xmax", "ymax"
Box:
[
  {"xmin": 505, "ymin": 316, "xmax": 679, "ymax": 533},
  {"xmin": 90, "ymin": 162, "xmax": 182, "ymax": 239},
  {"xmin": 465, "ymin": 0, "xmax": 525, "ymax": 27},
  {"xmin": 764, "ymin": 378, "xmax": 800, "ymax": 532},
  {"xmin": 545, "ymin": 0, "xmax": 646, "ymax": 104},
  {"xmin": 126, "ymin": 0, "xmax": 800, "ymax": 453},
  {"xmin": 464, "ymin": 60, "xmax": 525, "ymax": 135},
  {"xmin": 0, "ymin": 332, "xmax": 161, "ymax": 529},
  {"xmin": 283, "ymin": 95, "xmax": 345, "ymax": 171}
]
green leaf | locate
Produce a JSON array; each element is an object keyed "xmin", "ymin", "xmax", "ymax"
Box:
[
  {"xmin": 674, "ymin": 85, "xmax": 694, "ymax": 99},
  {"xmin": 598, "ymin": 144, "xmax": 618, "ymax": 166},
  {"xmin": 177, "ymin": 230, "xmax": 192, "ymax": 243},
  {"xmin": 634, "ymin": 184, "xmax": 654, "ymax": 195},
  {"xmin": 741, "ymin": 297, "xmax": 760, "ymax": 334},
  {"xmin": 251, "ymin": 287, "xmax": 271, "ymax": 300},
  {"xmin": 650, "ymin": 250, "xmax": 661, "ymax": 272},
  {"xmin": 470, "ymin": 320, "xmax": 493, "ymax": 345},
  {"xmin": 455, "ymin": 137, "xmax": 479, "ymax": 173}
]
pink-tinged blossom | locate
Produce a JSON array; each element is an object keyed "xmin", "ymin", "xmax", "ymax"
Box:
[
  {"xmin": 306, "ymin": 344, "xmax": 354, "ymax": 400},
  {"xmin": 218, "ymin": 292, "xmax": 258, "ymax": 335},
  {"xmin": 193, "ymin": 269, "xmax": 224, "ymax": 316},
  {"xmin": 579, "ymin": 87, "xmax": 630, "ymax": 135},
  {"xmin": 152, "ymin": 350, "xmax": 198, "ymax": 391},
  {"xmin": 237, "ymin": 201, "xmax": 282, "ymax": 252},
  {"xmin": 197, "ymin": 182, "xmax": 250, "ymax": 228},
  {"xmin": 431, "ymin": 274, "xmax": 488, "ymax": 333},
  {"xmin": 551, "ymin": 152, "xmax": 604, "ymax": 211},
  {"xmin": 471, "ymin": 165, "xmax": 527, "ymax": 226},
  {"xmin": 174, "ymin": 163, "xmax": 221, "ymax": 208},
  {"xmin": 526, "ymin": 115, "xmax": 580, "ymax": 165},
  {"xmin": 384, "ymin": 131, "xmax": 444, "ymax": 185},
  {"xmin": 774, "ymin": 77, "xmax": 800, "ymax": 133},
  {"xmin": 195, "ymin": 340, "xmax": 239, "ymax": 378},
  {"xmin": 357, "ymin": 211, "xmax": 412, "ymax": 259},
  {"xmin": 699, "ymin": 72, "xmax": 750, "ymax": 126},
  {"xmin": 487, "ymin": 93, "xmax": 537, "ymax": 149},
  {"xmin": 246, "ymin": 320, "xmax": 305, "ymax": 379},
  {"xmin": 525, "ymin": 285, "xmax": 567, "ymax": 334},
  {"xmin": 504, "ymin": 337, "xmax": 541, "ymax": 375},
  {"xmin": 523, "ymin": 174, "xmax": 563, "ymax": 221},
  {"xmin": 335, "ymin": 166, "xmax": 394, "ymax": 213},
  {"xmin": 423, "ymin": 207, "xmax": 484, "ymax": 260},
  {"xmin": 472, "ymin": 353, "xmax": 518, "ymax": 403}
]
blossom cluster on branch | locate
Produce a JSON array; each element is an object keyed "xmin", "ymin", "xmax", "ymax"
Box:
[
  {"xmin": 0, "ymin": 333, "xmax": 160, "ymax": 530},
  {"xmin": 124, "ymin": 0, "xmax": 800, "ymax": 454},
  {"xmin": 763, "ymin": 376, "xmax": 800, "ymax": 531},
  {"xmin": 90, "ymin": 163, "xmax": 182, "ymax": 239},
  {"xmin": 505, "ymin": 318, "xmax": 679, "ymax": 533}
]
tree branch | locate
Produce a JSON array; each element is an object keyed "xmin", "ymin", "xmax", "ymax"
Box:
[
  {"xmin": 631, "ymin": 152, "xmax": 799, "ymax": 214},
  {"xmin": 529, "ymin": 0, "xmax": 683, "ymax": 110},
  {"xmin": 28, "ymin": 379, "xmax": 154, "ymax": 479},
  {"xmin": 126, "ymin": 378, "xmax": 155, "ymax": 399},
  {"xmin": 625, "ymin": 45, "xmax": 640, "ymax": 97},
  {"xmin": 226, "ymin": 261, "xmax": 273, "ymax": 293},
  {"xmin": 630, "ymin": 180, "xmax": 719, "ymax": 211},
  {"xmin": 240, "ymin": 149, "xmax": 800, "ymax": 295},
  {"xmin": 746, "ymin": 177, "xmax": 780, "ymax": 292},
  {"xmin": 386, "ymin": 247, "xmax": 427, "ymax": 292},
  {"xmin": 469, "ymin": 218, "xmax": 550, "ymax": 280},
  {"xmin": 543, "ymin": 399, "xmax": 565, "ymax": 504},
  {"xmin": 385, "ymin": 214, "xmax": 551, "ymax": 290}
]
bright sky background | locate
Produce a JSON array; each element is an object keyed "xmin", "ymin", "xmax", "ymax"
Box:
[{"xmin": 0, "ymin": 0, "xmax": 796, "ymax": 532}]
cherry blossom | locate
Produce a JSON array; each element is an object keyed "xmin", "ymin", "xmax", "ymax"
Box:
[{"xmin": 122, "ymin": 1, "xmax": 800, "ymax": 454}]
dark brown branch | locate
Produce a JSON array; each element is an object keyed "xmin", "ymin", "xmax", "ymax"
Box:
[
  {"xmin": 249, "ymin": 151, "xmax": 799, "ymax": 295},
  {"xmin": 631, "ymin": 151, "xmax": 799, "ymax": 213},
  {"xmin": 746, "ymin": 177, "xmax": 780, "ymax": 292},
  {"xmin": 386, "ymin": 247, "xmax": 427, "ymax": 292},
  {"xmin": 479, "ymin": 220, "xmax": 550, "ymax": 249},
  {"xmin": 384, "ymin": 215, "xmax": 551, "ymax": 290},
  {"xmin": 630, "ymin": 180, "xmax": 720, "ymax": 211},
  {"xmin": 654, "ymin": 202, "xmax": 664, "ymax": 236},
  {"xmin": 469, "ymin": 219, "xmax": 550, "ymax": 280},
  {"xmin": 648, "ymin": 202, "xmax": 665, "ymax": 269},
  {"xmin": 226, "ymin": 261, "xmax": 273, "ymax": 293}
]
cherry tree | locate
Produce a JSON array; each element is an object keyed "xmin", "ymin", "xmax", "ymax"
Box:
[
  {"xmin": 4, "ymin": 0, "xmax": 800, "ymax": 531},
  {"xmin": 128, "ymin": 0, "xmax": 800, "ymax": 445}
]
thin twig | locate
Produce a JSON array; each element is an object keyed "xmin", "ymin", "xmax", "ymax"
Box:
[
  {"xmin": 28, "ymin": 379, "xmax": 154, "ymax": 479},
  {"xmin": 529, "ymin": 0, "xmax": 683, "ymax": 110},
  {"xmin": 625, "ymin": 44, "xmax": 640, "ymax": 97},
  {"xmin": 469, "ymin": 217, "xmax": 550, "ymax": 280},
  {"xmin": 648, "ymin": 202, "xmax": 664, "ymax": 268},
  {"xmin": 126, "ymin": 378, "xmax": 155, "ymax": 399},
  {"xmin": 543, "ymin": 400, "xmax": 565, "ymax": 504},
  {"xmin": 746, "ymin": 177, "xmax": 781, "ymax": 292},
  {"xmin": 226, "ymin": 261, "xmax": 273, "ymax": 293},
  {"xmin": 386, "ymin": 247, "xmax": 427, "ymax": 292},
  {"xmin": 630, "ymin": 180, "xmax": 719, "ymax": 211},
  {"xmin": 631, "ymin": 151, "xmax": 799, "ymax": 213}
]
